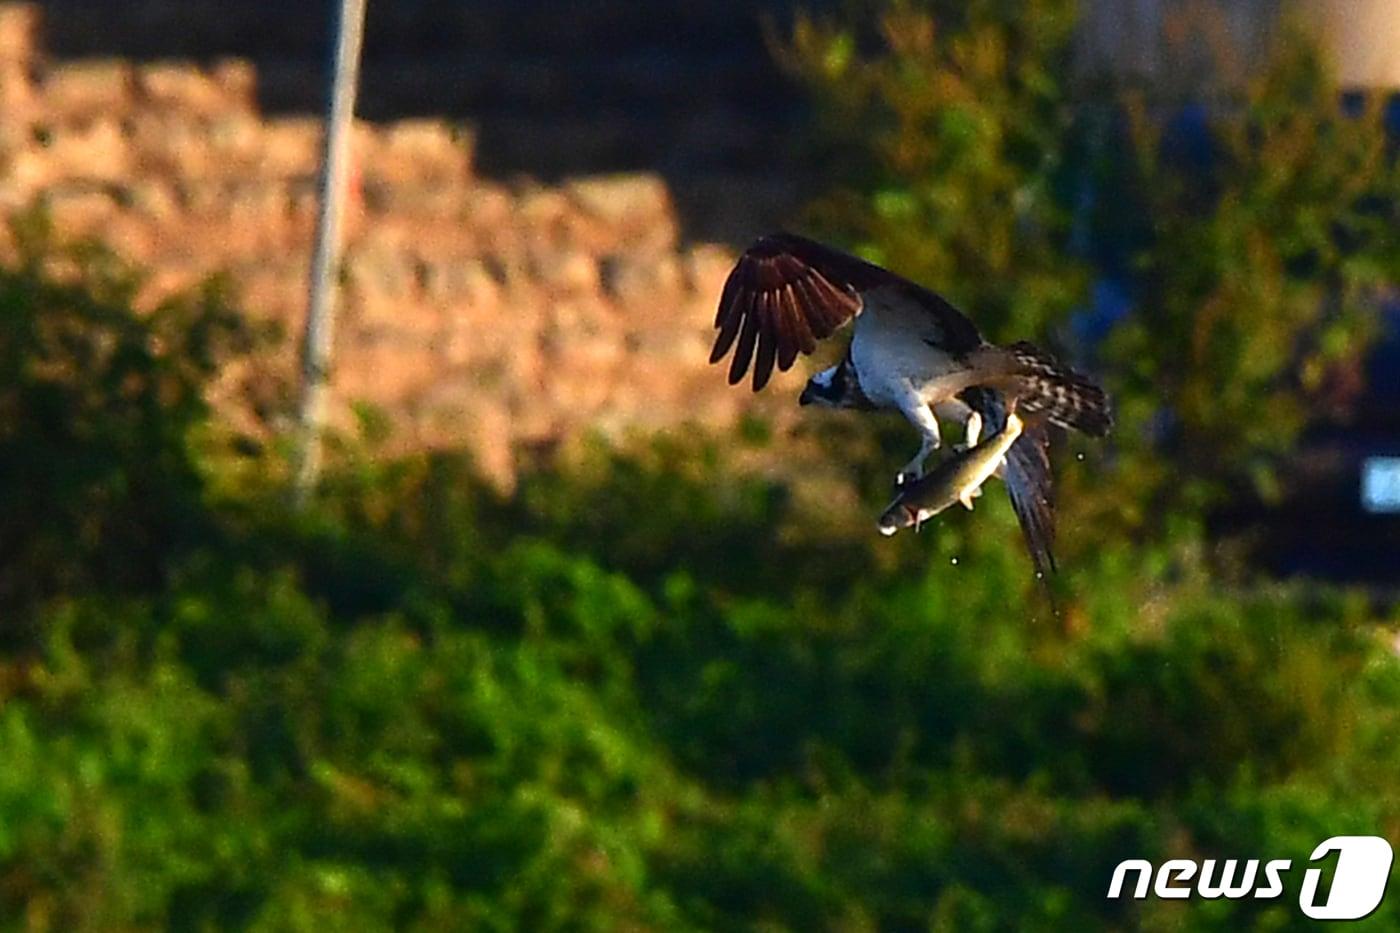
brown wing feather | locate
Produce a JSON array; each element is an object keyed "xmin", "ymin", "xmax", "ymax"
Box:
[
  {"xmin": 773, "ymin": 288, "xmax": 802, "ymax": 370},
  {"xmin": 1005, "ymin": 426, "xmax": 1056, "ymax": 577},
  {"xmin": 753, "ymin": 292, "xmax": 779, "ymax": 391},
  {"xmin": 728, "ymin": 297, "xmax": 761, "ymax": 385},
  {"xmin": 710, "ymin": 232, "xmax": 900, "ymax": 391},
  {"xmin": 781, "ymin": 284, "xmax": 818, "ymax": 355}
]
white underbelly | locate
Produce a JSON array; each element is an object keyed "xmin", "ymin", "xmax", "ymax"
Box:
[{"xmin": 851, "ymin": 297, "xmax": 966, "ymax": 407}]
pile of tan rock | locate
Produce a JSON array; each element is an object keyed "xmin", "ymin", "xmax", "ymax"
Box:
[{"xmin": 0, "ymin": 3, "xmax": 799, "ymax": 483}]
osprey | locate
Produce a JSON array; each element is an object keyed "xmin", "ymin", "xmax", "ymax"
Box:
[{"xmin": 708, "ymin": 232, "xmax": 1111, "ymax": 574}]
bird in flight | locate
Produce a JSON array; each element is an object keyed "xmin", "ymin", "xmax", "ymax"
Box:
[{"xmin": 708, "ymin": 232, "xmax": 1111, "ymax": 574}]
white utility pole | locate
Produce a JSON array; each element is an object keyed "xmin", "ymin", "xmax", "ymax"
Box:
[{"xmin": 293, "ymin": 0, "xmax": 368, "ymax": 504}]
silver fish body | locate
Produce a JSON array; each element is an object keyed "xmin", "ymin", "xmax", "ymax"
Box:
[{"xmin": 877, "ymin": 412, "xmax": 1025, "ymax": 536}]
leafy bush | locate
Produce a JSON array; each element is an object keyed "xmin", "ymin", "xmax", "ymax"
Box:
[
  {"xmin": 0, "ymin": 212, "xmax": 248, "ymax": 634},
  {"xmin": 3, "ymin": 3, "xmax": 1400, "ymax": 927},
  {"xmin": 1, "ymin": 236, "xmax": 1399, "ymax": 930},
  {"xmin": 782, "ymin": 0, "xmax": 1400, "ymax": 544},
  {"xmin": 783, "ymin": 0, "xmax": 1086, "ymax": 343}
]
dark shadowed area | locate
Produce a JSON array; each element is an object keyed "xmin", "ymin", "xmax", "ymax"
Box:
[{"xmin": 29, "ymin": 0, "xmax": 822, "ymax": 241}]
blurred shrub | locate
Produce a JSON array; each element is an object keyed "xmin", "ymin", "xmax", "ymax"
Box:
[
  {"xmin": 0, "ymin": 211, "xmax": 251, "ymax": 636},
  {"xmin": 2, "ymin": 4, "xmax": 1400, "ymax": 927},
  {"xmin": 0, "ymin": 223, "xmax": 1399, "ymax": 930},
  {"xmin": 781, "ymin": 0, "xmax": 1400, "ymax": 547},
  {"xmin": 782, "ymin": 0, "xmax": 1086, "ymax": 342},
  {"xmin": 1100, "ymin": 36, "xmax": 1400, "ymax": 520}
]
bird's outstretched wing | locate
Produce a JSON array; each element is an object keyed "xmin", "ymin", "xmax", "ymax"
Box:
[{"xmin": 710, "ymin": 232, "xmax": 982, "ymax": 391}]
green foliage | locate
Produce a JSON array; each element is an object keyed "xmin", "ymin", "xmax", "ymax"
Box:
[
  {"xmin": 782, "ymin": 0, "xmax": 1400, "ymax": 542},
  {"xmin": 1, "ymin": 233, "xmax": 1399, "ymax": 930},
  {"xmin": 0, "ymin": 210, "xmax": 250, "ymax": 628},
  {"xmin": 3, "ymin": 4, "xmax": 1400, "ymax": 927},
  {"xmin": 1100, "ymin": 39, "xmax": 1400, "ymax": 513},
  {"xmin": 783, "ymin": 0, "xmax": 1086, "ymax": 341}
]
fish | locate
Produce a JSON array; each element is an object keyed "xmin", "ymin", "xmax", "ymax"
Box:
[{"xmin": 877, "ymin": 411, "xmax": 1025, "ymax": 536}]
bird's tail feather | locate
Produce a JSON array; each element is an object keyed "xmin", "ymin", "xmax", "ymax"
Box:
[{"xmin": 972, "ymin": 341, "xmax": 1111, "ymax": 437}]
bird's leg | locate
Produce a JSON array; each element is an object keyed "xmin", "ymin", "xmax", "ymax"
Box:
[
  {"xmin": 897, "ymin": 438, "xmax": 936, "ymax": 487},
  {"xmin": 894, "ymin": 388, "xmax": 941, "ymax": 487}
]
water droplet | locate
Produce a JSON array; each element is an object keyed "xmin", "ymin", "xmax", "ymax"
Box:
[
  {"xmin": 950, "ymin": 557, "xmax": 959, "ymax": 566},
  {"xmin": 1076, "ymin": 452, "xmax": 1085, "ymax": 461},
  {"xmin": 1035, "ymin": 571, "xmax": 1044, "ymax": 580}
]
